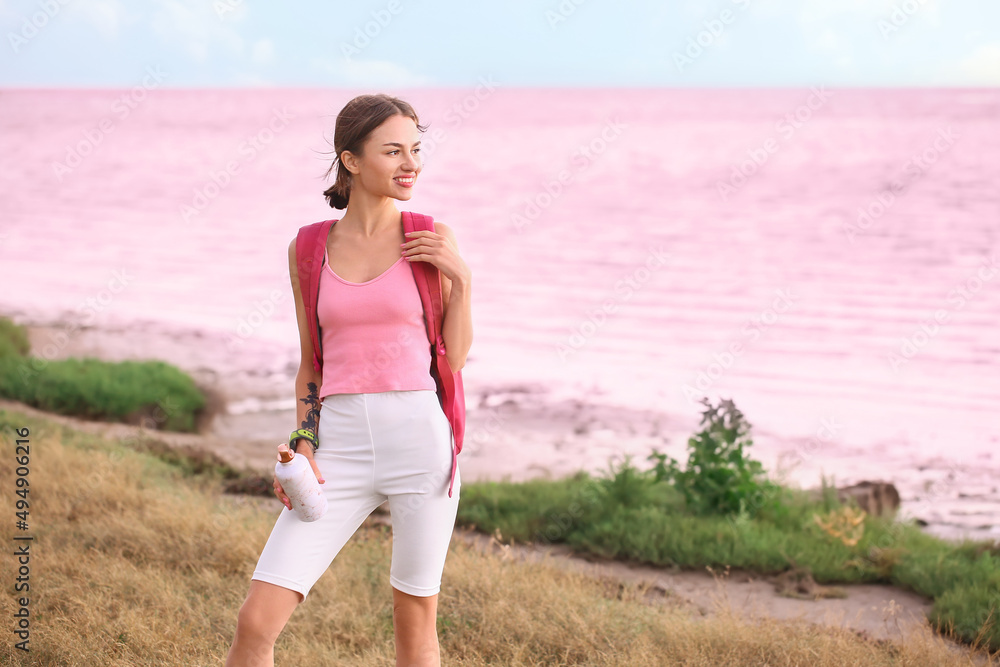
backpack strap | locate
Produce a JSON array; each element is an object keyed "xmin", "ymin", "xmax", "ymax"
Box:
[
  {"xmin": 402, "ymin": 211, "xmax": 445, "ymax": 355},
  {"xmin": 295, "ymin": 218, "xmax": 338, "ymax": 374},
  {"xmin": 402, "ymin": 211, "xmax": 466, "ymax": 498}
]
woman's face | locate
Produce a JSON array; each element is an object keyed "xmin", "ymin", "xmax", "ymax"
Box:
[{"xmin": 349, "ymin": 114, "xmax": 422, "ymax": 201}]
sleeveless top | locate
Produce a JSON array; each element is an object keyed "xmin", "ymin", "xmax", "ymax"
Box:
[{"xmin": 317, "ymin": 245, "xmax": 437, "ymax": 398}]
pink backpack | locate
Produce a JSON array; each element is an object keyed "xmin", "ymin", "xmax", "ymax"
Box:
[{"xmin": 295, "ymin": 211, "xmax": 466, "ymax": 498}]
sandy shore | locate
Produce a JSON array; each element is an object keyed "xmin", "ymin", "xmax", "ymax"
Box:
[
  {"xmin": 13, "ymin": 312, "xmax": 695, "ymax": 480},
  {"xmin": 8, "ymin": 310, "xmax": 1000, "ymax": 542}
]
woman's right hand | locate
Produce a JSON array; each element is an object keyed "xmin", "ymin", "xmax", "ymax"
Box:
[{"xmin": 273, "ymin": 445, "xmax": 326, "ymax": 510}]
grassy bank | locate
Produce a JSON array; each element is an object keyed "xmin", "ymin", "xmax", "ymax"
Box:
[
  {"xmin": 2, "ymin": 409, "xmax": 994, "ymax": 665},
  {"xmin": 455, "ymin": 457, "xmax": 1000, "ymax": 653},
  {"xmin": 0, "ymin": 316, "xmax": 207, "ymax": 432}
]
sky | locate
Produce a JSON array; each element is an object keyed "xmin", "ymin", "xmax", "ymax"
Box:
[{"xmin": 1, "ymin": 0, "xmax": 999, "ymax": 87}]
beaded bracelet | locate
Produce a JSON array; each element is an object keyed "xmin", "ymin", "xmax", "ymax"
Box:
[{"xmin": 288, "ymin": 428, "xmax": 318, "ymax": 454}]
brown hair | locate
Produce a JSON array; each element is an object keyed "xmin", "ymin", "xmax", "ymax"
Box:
[{"xmin": 320, "ymin": 94, "xmax": 428, "ymax": 210}]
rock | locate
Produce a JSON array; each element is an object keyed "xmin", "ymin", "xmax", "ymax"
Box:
[
  {"xmin": 805, "ymin": 480, "xmax": 901, "ymax": 518},
  {"xmin": 772, "ymin": 566, "xmax": 847, "ymax": 600},
  {"xmin": 837, "ymin": 481, "xmax": 901, "ymax": 517},
  {"xmin": 224, "ymin": 474, "xmax": 273, "ymax": 497}
]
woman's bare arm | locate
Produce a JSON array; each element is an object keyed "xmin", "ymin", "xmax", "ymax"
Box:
[
  {"xmin": 270, "ymin": 238, "xmax": 325, "ymax": 511},
  {"xmin": 432, "ymin": 222, "xmax": 472, "ymax": 373},
  {"xmin": 288, "ymin": 237, "xmax": 323, "ymax": 446}
]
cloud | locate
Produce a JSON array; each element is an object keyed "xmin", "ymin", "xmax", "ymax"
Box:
[
  {"xmin": 233, "ymin": 71, "xmax": 272, "ymax": 86},
  {"xmin": 947, "ymin": 42, "xmax": 1000, "ymax": 85},
  {"xmin": 65, "ymin": 0, "xmax": 125, "ymax": 38},
  {"xmin": 251, "ymin": 38, "xmax": 273, "ymax": 65},
  {"xmin": 151, "ymin": 0, "xmax": 244, "ymax": 63},
  {"xmin": 797, "ymin": 0, "xmax": 941, "ymax": 51},
  {"xmin": 311, "ymin": 57, "xmax": 433, "ymax": 87},
  {"xmin": 212, "ymin": 0, "xmax": 248, "ymax": 22}
]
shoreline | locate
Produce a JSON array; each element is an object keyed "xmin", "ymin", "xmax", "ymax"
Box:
[{"xmin": 7, "ymin": 308, "xmax": 1000, "ymax": 542}]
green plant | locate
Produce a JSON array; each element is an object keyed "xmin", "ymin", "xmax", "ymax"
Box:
[
  {"xmin": 0, "ymin": 316, "xmax": 31, "ymax": 358},
  {"xmin": 647, "ymin": 396, "xmax": 780, "ymax": 517},
  {"xmin": 594, "ymin": 453, "xmax": 661, "ymax": 509}
]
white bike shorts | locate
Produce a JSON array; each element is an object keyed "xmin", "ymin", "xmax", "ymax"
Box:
[{"xmin": 251, "ymin": 389, "xmax": 461, "ymax": 601}]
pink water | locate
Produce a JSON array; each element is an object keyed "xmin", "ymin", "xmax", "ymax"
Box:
[{"xmin": 1, "ymin": 88, "xmax": 998, "ymax": 537}]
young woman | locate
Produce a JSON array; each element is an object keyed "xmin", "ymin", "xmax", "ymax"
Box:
[{"xmin": 226, "ymin": 93, "xmax": 473, "ymax": 667}]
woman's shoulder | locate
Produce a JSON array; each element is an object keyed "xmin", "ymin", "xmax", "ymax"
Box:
[{"xmin": 433, "ymin": 221, "xmax": 459, "ymax": 246}]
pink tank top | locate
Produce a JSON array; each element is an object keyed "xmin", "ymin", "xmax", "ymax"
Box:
[{"xmin": 317, "ymin": 245, "xmax": 437, "ymax": 399}]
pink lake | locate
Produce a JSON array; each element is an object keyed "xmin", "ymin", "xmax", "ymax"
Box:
[{"xmin": 1, "ymin": 87, "xmax": 998, "ymax": 538}]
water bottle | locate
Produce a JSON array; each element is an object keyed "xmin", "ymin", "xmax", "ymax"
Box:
[{"xmin": 274, "ymin": 443, "xmax": 328, "ymax": 522}]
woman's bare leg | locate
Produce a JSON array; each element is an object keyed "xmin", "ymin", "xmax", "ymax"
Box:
[
  {"xmin": 226, "ymin": 580, "xmax": 303, "ymax": 667},
  {"xmin": 392, "ymin": 586, "xmax": 441, "ymax": 667}
]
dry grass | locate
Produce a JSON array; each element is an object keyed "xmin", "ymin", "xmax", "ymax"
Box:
[{"xmin": 1, "ymin": 410, "xmax": 996, "ymax": 666}]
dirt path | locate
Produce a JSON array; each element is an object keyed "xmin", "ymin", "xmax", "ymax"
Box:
[{"xmin": 447, "ymin": 523, "xmax": 936, "ymax": 644}]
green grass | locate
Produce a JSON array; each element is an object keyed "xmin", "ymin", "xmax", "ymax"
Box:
[
  {"xmin": 0, "ymin": 316, "xmax": 30, "ymax": 358},
  {"xmin": 456, "ymin": 456, "xmax": 1000, "ymax": 652},
  {"xmin": 0, "ymin": 315, "xmax": 206, "ymax": 432}
]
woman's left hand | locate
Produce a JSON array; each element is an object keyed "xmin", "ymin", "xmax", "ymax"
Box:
[{"xmin": 401, "ymin": 227, "xmax": 471, "ymax": 285}]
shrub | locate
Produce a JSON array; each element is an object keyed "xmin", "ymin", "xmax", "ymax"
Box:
[{"xmin": 647, "ymin": 396, "xmax": 781, "ymax": 517}]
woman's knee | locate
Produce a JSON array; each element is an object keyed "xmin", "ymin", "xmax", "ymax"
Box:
[
  {"xmin": 236, "ymin": 582, "xmax": 303, "ymax": 644},
  {"xmin": 236, "ymin": 603, "xmax": 281, "ymax": 646},
  {"xmin": 392, "ymin": 587, "xmax": 438, "ymax": 617}
]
